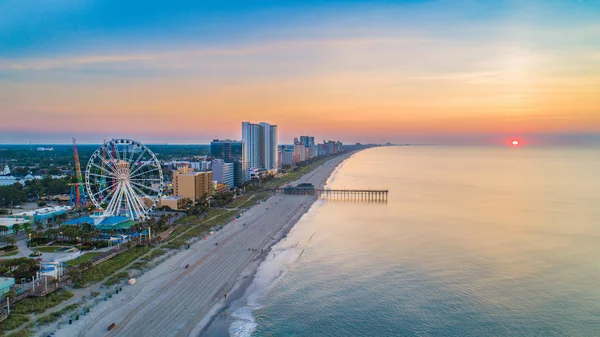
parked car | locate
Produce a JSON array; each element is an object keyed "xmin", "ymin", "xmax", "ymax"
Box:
[{"xmin": 30, "ymin": 251, "xmax": 42, "ymax": 257}]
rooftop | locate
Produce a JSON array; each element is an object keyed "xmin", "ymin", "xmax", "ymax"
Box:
[
  {"xmin": 0, "ymin": 218, "xmax": 30, "ymax": 226},
  {"xmin": 64, "ymin": 215, "xmax": 130, "ymax": 227},
  {"xmin": 12, "ymin": 205, "xmax": 71, "ymax": 216},
  {"xmin": 96, "ymin": 220, "xmax": 136, "ymax": 230},
  {"xmin": 161, "ymin": 196, "xmax": 184, "ymax": 200}
]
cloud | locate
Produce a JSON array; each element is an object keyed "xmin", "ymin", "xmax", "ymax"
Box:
[{"xmin": 0, "ymin": 36, "xmax": 428, "ymax": 72}]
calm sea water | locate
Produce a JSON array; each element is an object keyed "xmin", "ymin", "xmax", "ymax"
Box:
[{"xmin": 218, "ymin": 146, "xmax": 600, "ymax": 337}]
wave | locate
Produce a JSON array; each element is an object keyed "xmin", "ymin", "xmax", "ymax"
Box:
[
  {"xmin": 229, "ymin": 156, "xmax": 352, "ymax": 337},
  {"xmin": 228, "ymin": 204, "xmax": 324, "ymax": 337}
]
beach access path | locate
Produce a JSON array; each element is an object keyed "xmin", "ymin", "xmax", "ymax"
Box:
[{"xmin": 52, "ymin": 152, "xmax": 353, "ymax": 337}]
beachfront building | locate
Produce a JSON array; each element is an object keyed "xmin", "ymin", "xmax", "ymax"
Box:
[
  {"xmin": 242, "ymin": 122, "xmax": 263, "ymax": 172},
  {"xmin": 294, "ymin": 141, "xmax": 306, "ymax": 163},
  {"xmin": 211, "ymin": 160, "xmax": 234, "ymax": 189},
  {"xmin": 213, "ymin": 182, "xmax": 229, "ymax": 194},
  {"xmin": 64, "ymin": 210, "xmax": 136, "ymax": 232},
  {"xmin": 8, "ymin": 205, "xmax": 71, "ymax": 225},
  {"xmin": 211, "ymin": 139, "xmax": 247, "ymax": 186},
  {"xmin": 158, "ymin": 196, "xmax": 187, "ymax": 210},
  {"xmin": 0, "ymin": 277, "xmax": 15, "ymax": 296},
  {"xmin": 299, "ymin": 136, "xmax": 315, "ymax": 148},
  {"xmin": 242, "ymin": 121, "xmax": 278, "ymax": 176},
  {"xmin": 210, "ymin": 139, "xmax": 245, "ymax": 163},
  {"xmin": 261, "ymin": 122, "xmax": 278, "ymax": 172},
  {"xmin": 0, "ymin": 218, "xmax": 30, "ymax": 235},
  {"xmin": 172, "ymin": 164, "xmax": 213, "ymax": 201},
  {"xmin": 281, "ymin": 149, "xmax": 294, "ymax": 167}
]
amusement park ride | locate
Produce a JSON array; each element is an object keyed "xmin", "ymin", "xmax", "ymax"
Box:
[
  {"xmin": 70, "ymin": 138, "xmax": 164, "ymax": 220},
  {"xmin": 69, "ymin": 138, "xmax": 86, "ymax": 207}
]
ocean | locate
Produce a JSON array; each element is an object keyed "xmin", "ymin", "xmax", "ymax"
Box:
[{"xmin": 207, "ymin": 146, "xmax": 600, "ymax": 337}]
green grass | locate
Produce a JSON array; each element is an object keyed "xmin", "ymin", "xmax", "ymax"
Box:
[
  {"xmin": 36, "ymin": 303, "xmax": 81, "ymax": 326},
  {"xmin": 262, "ymin": 154, "xmax": 342, "ymax": 189},
  {"xmin": 128, "ymin": 261, "xmax": 149, "ymax": 270},
  {"xmin": 228, "ymin": 194, "xmax": 254, "ymax": 208},
  {"xmin": 5, "ymin": 329, "xmax": 32, "ymax": 337},
  {"xmin": 141, "ymin": 249, "xmax": 165, "ymax": 262},
  {"xmin": 37, "ymin": 311, "xmax": 63, "ymax": 325},
  {"xmin": 163, "ymin": 240, "xmax": 188, "ymax": 250},
  {"xmin": 238, "ymin": 191, "xmax": 271, "ymax": 209},
  {"xmin": 64, "ymin": 252, "xmax": 102, "ymax": 266},
  {"xmin": 9, "ymin": 290, "xmax": 74, "ymax": 315},
  {"xmin": 33, "ymin": 246, "xmax": 67, "ymax": 253},
  {"xmin": 103, "ymin": 271, "xmax": 130, "ymax": 286},
  {"xmin": 0, "ymin": 315, "xmax": 30, "ymax": 333},
  {"xmin": 166, "ymin": 209, "xmax": 232, "ymax": 246},
  {"xmin": 75, "ymin": 246, "xmax": 150, "ymax": 287},
  {"xmin": 178, "ymin": 210, "xmax": 239, "ymax": 242},
  {"xmin": 1, "ymin": 250, "xmax": 19, "ymax": 256}
]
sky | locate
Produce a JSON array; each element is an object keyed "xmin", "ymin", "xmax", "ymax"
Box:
[{"xmin": 1, "ymin": 0, "xmax": 599, "ymax": 145}]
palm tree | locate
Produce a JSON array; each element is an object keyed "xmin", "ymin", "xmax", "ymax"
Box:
[
  {"xmin": 5, "ymin": 237, "xmax": 16, "ymax": 247},
  {"xmin": 12, "ymin": 223, "xmax": 22, "ymax": 235},
  {"xmin": 22, "ymin": 222, "xmax": 31, "ymax": 231},
  {"xmin": 0, "ymin": 225, "xmax": 8, "ymax": 237}
]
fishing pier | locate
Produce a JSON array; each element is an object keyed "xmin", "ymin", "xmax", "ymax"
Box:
[{"xmin": 269, "ymin": 185, "xmax": 388, "ymax": 201}]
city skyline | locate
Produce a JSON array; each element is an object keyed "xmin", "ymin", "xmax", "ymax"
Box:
[{"xmin": 1, "ymin": 1, "xmax": 600, "ymax": 145}]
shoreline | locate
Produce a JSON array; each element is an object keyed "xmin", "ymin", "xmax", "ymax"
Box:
[
  {"xmin": 199, "ymin": 152, "xmax": 353, "ymax": 336},
  {"xmin": 197, "ymin": 151, "xmax": 354, "ymax": 336},
  {"xmin": 49, "ymin": 151, "xmax": 358, "ymax": 337}
]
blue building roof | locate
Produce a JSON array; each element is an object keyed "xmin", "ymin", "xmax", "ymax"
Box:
[
  {"xmin": 64, "ymin": 216, "xmax": 93, "ymax": 225},
  {"xmin": 99, "ymin": 216, "xmax": 130, "ymax": 225},
  {"xmin": 64, "ymin": 215, "xmax": 131, "ymax": 226}
]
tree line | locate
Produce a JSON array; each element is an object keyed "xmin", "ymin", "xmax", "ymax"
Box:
[{"xmin": 0, "ymin": 176, "xmax": 74, "ymax": 207}]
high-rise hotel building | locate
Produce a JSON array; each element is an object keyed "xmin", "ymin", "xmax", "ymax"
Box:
[{"xmin": 242, "ymin": 122, "xmax": 278, "ymax": 175}]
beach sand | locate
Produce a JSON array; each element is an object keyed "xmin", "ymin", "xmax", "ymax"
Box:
[{"xmin": 51, "ymin": 152, "xmax": 353, "ymax": 337}]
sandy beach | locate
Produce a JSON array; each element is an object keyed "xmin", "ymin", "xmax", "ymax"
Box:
[{"xmin": 51, "ymin": 152, "xmax": 354, "ymax": 337}]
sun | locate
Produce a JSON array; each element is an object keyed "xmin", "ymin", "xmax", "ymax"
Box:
[{"xmin": 512, "ymin": 140, "xmax": 520, "ymax": 146}]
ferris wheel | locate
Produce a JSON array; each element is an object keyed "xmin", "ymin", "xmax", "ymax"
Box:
[{"xmin": 85, "ymin": 139, "xmax": 164, "ymax": 220}]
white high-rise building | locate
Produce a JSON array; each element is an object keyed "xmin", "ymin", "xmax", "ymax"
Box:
[
  {"xmin": 2, "ymin": 165, "xmax": 10, "ymax": 175},
  {"xmin": 242, "ymin": 122, "xmax": 263, "ymax": 171},
  {"xmin": 242, "ymin": 122, "xmax": 278, "ymax": 175},
  {"xmin": 260, "ymin": 122, "xmax": 278, "ymax": 171},
  {"xmin": 211, "ymin": 160, "xmax": 235, "ymax": 189}
]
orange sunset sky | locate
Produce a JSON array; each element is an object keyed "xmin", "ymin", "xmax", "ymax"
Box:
[{"xmin": 1, "ymin": 0, "xmax": 599, "ymax": 144}]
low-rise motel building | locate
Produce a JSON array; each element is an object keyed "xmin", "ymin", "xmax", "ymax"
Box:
[
  {"xmin": 158, "ymin": 196, "xmax": 187, "ymax": 210},
  {"xmin": 7, "ymin": 205, "xmax": 71, "ymax": 225}
]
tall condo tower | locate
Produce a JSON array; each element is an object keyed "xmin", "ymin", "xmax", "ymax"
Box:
[{"xmin": 242, "ymin": 122, "xmax": 278, "ymax": 174}]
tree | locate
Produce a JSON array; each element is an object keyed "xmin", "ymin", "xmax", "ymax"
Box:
[
  {"xmin": 196, "ymin": 195, "xmax": 210, "ymax": 212},
  {"xmin": 0, "ymin": 225, "xmax": 8, "ymax": 237},
  {"xmin": 67, "ymin": 268, "xmax": 82, "ymax": 283},
  {"xmin": 181, "ymin": 198, "xmax": 193, "ymax": 208},
  {"xmin": 4, "ymin": 236, "xmax": 16, "ymax": 247},
  {"xmin": 12, "ymin": 223, "xmax": 22, "ymax": 234},
  {"xmin": 0, "ymin": 185, "xmax": 27, "ymax": 207},
  {"xmin": 22, "ymin": 222, "xmax": 31, "ymax": 231}
]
